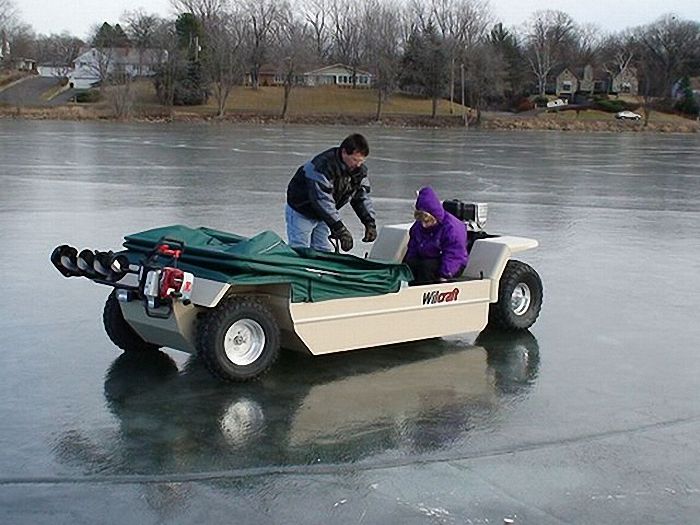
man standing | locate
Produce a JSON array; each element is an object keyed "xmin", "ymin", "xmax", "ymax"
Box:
[{"xmin": 285, "ymin": 133, "xmax": 377, "ymax": 252}]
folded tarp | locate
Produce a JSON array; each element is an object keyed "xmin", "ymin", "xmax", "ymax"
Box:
[{"xmin": 122, "ymin": 225, "xmax": 413, "ymax": 303}]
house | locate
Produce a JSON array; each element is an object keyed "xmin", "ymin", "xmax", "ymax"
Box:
[
  {"xmin": 243, "ymin": 65, "xmax": 303, "ymax": 87},
  {"xmin": 8, "ymin": 57, "xmax": 37, "ymax": 72},
  {"xmin": 68, "ymin": 47, "xmax": 166, "ymax": 89},
  {"xmin": 552, "ymin": 64, "xmax": 637, "ymax": 98},
  {"xmin": 611, "ymin": 67, "xmax": 638, "ymax": 96},
  {"xmin": 578, "ymin": 64, "xmax": 609, "ymax": 95},
  {"xmin": 257, "ymin": 64, "xmax": 281, "ymax": 86},
  {"xmin": 0, "ymin": 32, "xmax": 37, "ymax": 72},
  {"xmin": 254, "ymin": 64, "xmax": 303, "ymax": 86},
  {"xmin": 554, "ymin": 68, "xmax": 578, "ymax": 98},
  {"xmin": 303, "ymin": 64, "xmax": 372, "ymax": 88}
]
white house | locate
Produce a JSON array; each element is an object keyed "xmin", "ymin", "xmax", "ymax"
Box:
[
  {"xmin": 303, "ymin": 64, "xmax": 372, "ymax": 88},
  {"xmin": 68, "ymin": 47, "xmax": 166, "ymax": 89}
]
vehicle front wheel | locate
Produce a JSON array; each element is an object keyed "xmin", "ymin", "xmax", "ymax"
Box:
[
  {"xmin": 488, "ymin": 260, "xmax": 543, "ymax": 331},
  {"xmin": 197, "ymin": 298, "xmax": 280, "ymax": 382},
  {"xmin": 103, "ymin": 291, "xmax": 160, "ymax": 353}
]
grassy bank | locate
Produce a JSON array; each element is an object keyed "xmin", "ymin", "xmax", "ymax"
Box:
[{"xmin": 1, "ymin": 80, "xmax": 698, "ymax": 132}]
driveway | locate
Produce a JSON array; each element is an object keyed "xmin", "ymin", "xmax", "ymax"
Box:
[{"xmin": 0, "ymin": 76, "xmax": 66, "ymax": 106}]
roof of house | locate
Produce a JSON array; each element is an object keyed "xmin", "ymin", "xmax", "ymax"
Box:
[{"xmin": 304, "ymin": 63, "xmax": 372, "ymax": 77}]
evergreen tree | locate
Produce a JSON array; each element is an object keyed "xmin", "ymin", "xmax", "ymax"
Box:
[
  {"xmin": 489, "ymin": 23, "xmax": 527, "ymax": 100},
  {"xmin": 422, "ymin": 22, "xmax": 449, "ymax": 117},
  {"xmin": 175, "ymin": 13, "xmax": 204, "ymax": 61},
  {"xmin": 153, "ymin": 13, "xmax": 209, "ymax": 106},
  {"xmin": 675, "ymin": 76, "xmax": 699, "ymax": 116},
  {"xmin": 399, "ymin": 23, "xmax": 449, "ymax": 117},
  {"xmin": 92, "ymin": 22, "xmax": 131, "ymax": 48}
]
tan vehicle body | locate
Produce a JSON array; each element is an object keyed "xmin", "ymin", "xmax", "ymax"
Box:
[{"xmin": 120, "ymin": 224, "xmax": 538, "ymax": 356}]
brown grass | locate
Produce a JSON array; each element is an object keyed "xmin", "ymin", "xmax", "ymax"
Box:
[
  {"xmin": 217, "ymin": 85, "xmax": 464, "ymax": 117},
  {"xmin": 483, "ymin": 113, "xmax": 699, "ymax": 133},
  {"xmin": 112, "ymin": 80, "xmax": 465, "ymax": 118},
  {"xmin": 3, "ymin": 78, "xmax": 697, "ymax": 132},
  {"xmin": 541, "ymin": 107, "xmax": 692, "ymax": 123}
]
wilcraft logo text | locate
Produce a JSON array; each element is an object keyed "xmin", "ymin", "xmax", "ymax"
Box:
[{"xmin": 422, "ymin": 288, "xmax": 460, "ymax": 305}]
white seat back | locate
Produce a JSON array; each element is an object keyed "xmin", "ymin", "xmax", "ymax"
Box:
[{"xmin": 368, "ymin": 223, "xmax": 412, "ymax": 262}]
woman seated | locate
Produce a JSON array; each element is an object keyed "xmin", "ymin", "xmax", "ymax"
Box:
[{"xmin": 404, "ymin": 186, "xmax": 468, "ymax": 285}]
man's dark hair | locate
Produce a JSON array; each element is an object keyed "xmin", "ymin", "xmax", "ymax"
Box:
[{"xmin": 340, "ymin": 133, "xmax": 369, "ymax": 156}]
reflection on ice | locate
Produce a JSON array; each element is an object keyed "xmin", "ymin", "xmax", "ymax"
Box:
[{"xmin": 52, "ymin": 332, "xmax": 539, "ymax": 476}]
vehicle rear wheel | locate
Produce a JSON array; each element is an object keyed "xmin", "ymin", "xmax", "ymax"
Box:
[
  {"xmin": 103, "ymin": 291, "xmax": 160, "ymax": 353},
  {"xmin": 488, "ymin": 260, "xmax": 543, "ymax": 331},
  {"xmin": 197, "ymin": 298, "xmax": 280, "ymax": 382}
]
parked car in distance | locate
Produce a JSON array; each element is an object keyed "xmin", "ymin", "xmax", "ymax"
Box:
[
  {"xmin": 547, "ymin": 98, "xmax": 568, "ymax": 108},
  {"xmin": 615, "ymin": 110, "xmax": 642, "ymax": 120}
]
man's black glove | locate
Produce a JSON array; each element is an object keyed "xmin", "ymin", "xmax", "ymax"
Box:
[
  {"xmin": 362, "ymin": 222, "xmax": 377, "ymax": 243},
  {"xmin": 330, "ymin": 221, "xmax": 354, "ymax": 252}
]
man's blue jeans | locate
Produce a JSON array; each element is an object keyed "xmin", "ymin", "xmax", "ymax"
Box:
[{"xmin": 285, "ymin": 204, "xmax": 333, "ymax": 252}]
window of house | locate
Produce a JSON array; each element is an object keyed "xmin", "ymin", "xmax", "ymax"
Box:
[
  {"xmin": 621, "ymin": 82, "xmax": 631, "ymax": 93},
  {"xmin": 562, "ymin": 81, "xmax": 572, "ymax": 92}
]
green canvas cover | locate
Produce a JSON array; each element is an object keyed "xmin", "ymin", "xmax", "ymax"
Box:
[{"xmin": 121, "ymin": 225, "xmax": 413, "ymax": 303}]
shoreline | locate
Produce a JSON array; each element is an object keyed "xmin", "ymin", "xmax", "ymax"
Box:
[{"xmin": 1, "ymin": 105, "xmax": 698, "ymax": 133}]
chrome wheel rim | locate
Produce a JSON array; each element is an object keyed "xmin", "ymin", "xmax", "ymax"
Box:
[
  {"xmin": 224, "ymin": 319, "xmax": 266, "ymax": 365},
  {"xmin": 511, "ymin": 283, "xmax": 532, "ymax": 316}
]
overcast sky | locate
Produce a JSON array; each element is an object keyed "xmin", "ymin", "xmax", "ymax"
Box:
[{"xmin": 12, "ymin": 0, "xmax": 700, "ymax": 38}]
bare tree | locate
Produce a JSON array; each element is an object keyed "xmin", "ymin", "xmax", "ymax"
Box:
[
  {"xmin": 273, "ymin": 4, "xmax": 314, "ymax": 118},
  {"xmin": 408, "ymin": 0, "xmax": 493, "ymax": 113},
  {"xmin": 122, "ymin": 9, "xmax": 163, "ymax": 76},
  {"xmin": 0, "ymin": 0, "xmax": 19, "ymax": 37},
  {"xmin": 151, "ymin": 18, "xmax": 181, "ymax": 106},
  {"xmin": 632, "ymin": 14, "xmax": 700, "ymax": 99},
  {"xmin": 245, "ymin": 0, "xmax": 281, "ymax": 89},
  {"xmin": 299, "ymin": 0, "xmax": 331, "ymax": 64},
  {"xmin": 571, "ymin": 22, "xmax": 602, "ymax": 65},
  {"xmin": 329, "ymin": 0, "xmax": 363, "ymax": 82},
  {"xmin": 5, "ymin": 21, "xmax": 33, "ymax": 60},
  {"xmin": 522, "ymin": 10, "xmax": 576, "ymax": 96},
  {"xmin": 597, "ymin": 31, "xmax": 635, "ymax": 94},
  {"xmin": 362, "ymin": 0, "xmax": 402, "ymax": 120},
  {"xmin": 464, "ymin": 41, "xmax": 505, "ymax": 123},
  {"xmin": 170, "ymin": 0, "xmax": 229, "ymax": 24},
  {"xmin": 107, "ymin": 67, "xmax": 135, "ymax": 119},
  {"xmin": 205, "ymin": 9, "xmax": 248, "ymax": 117},
  {"xmin": 33, "ymin": 33, "xmax": 83, "ymax": 77}
]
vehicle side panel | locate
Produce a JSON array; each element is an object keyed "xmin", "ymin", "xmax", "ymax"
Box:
[
  {"xmin": 121, "ymin": 300, "xmax": 201, "ymax": 353},
  {"xmin": 288, "ymin": 279, "xmax": 491, "ymax": 355}
]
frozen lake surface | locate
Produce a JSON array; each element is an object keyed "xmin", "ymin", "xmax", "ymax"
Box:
[{"xmin": 1, "ymin": 120, "xmax": 699, "ymax": 524}]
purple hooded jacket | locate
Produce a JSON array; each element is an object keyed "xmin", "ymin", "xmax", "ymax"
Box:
[{"xmin": 404, "ymin": 187, "xmax": 468, "ymax": 279}]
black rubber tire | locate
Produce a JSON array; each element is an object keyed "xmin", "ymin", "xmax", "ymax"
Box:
[
  {"xmin": 103, "ymin": 291, "xmax": 160, "ymax": 353},
  {"xmin": 488, "ymin": 260, "xmax": 543, "ymax": 331},
  {"xmin": 196, "ymin": 298, "xmax": 280, "ymax": 382}
]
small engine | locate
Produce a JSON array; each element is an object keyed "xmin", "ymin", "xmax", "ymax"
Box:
[
  {"xmin": 442, "ymin": 200, "xmax": 488, "ymax": 231},
  {"xmin": 144, "ymin": 267, "xmax": 194, "ymax": 308}
]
